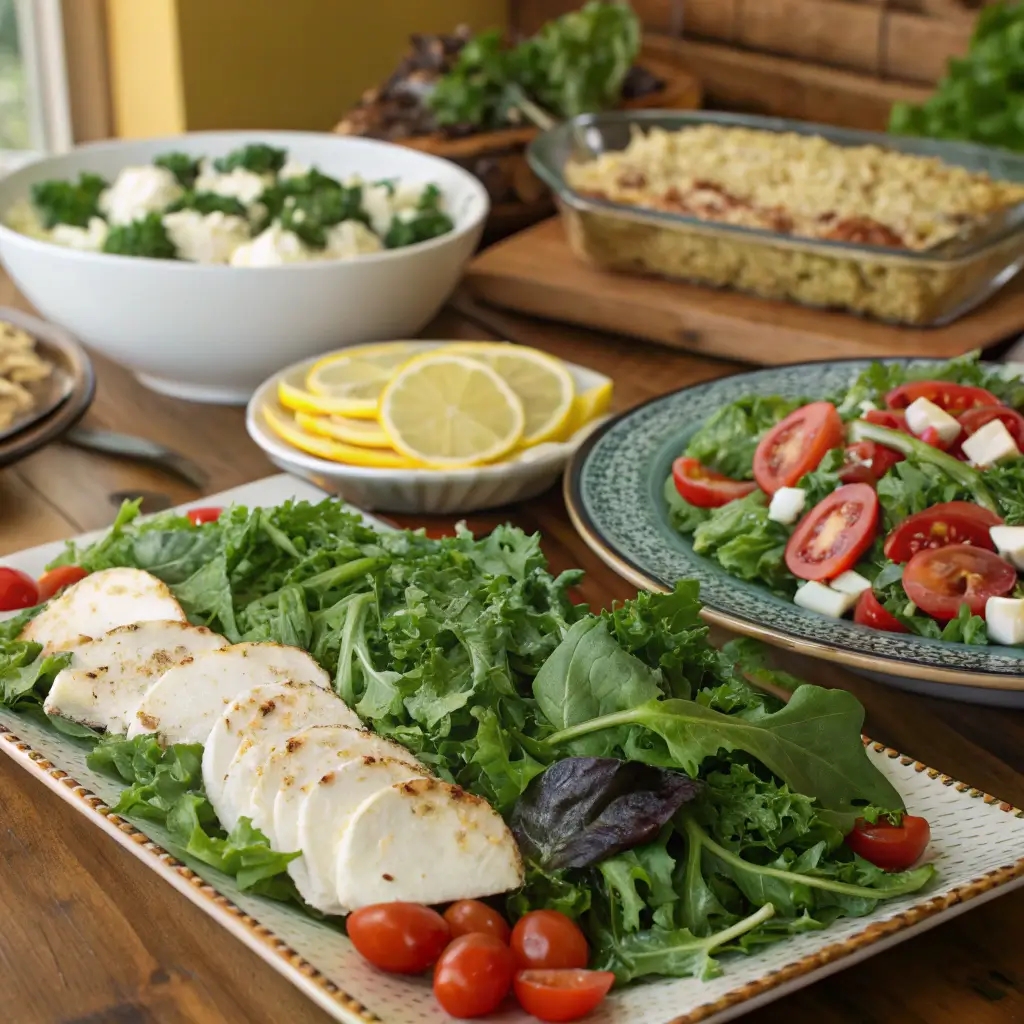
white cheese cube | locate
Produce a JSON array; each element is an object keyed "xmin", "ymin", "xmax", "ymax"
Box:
[
  {"xmin": 985, "ymin": 597, "xmax": 1024, "ymax": 645},
  {"xmin": 768, "ymin": 487, "xmax": 807, "ymax": 525},
  {"xmin": 904, "ymin": 397, "xmax": 961, "ymax": 445},
  {"xmin": 794, "ymin": 581, "xmax": 857, "ymax": 618},
  {"xmin": 830, "ymin": 570, "xmax": 873, "ymax": 596},
  {"xmin": 961, "ymin": 419, "xmax": 1019, "ymax": 467},
  {"xmin": 990, "ymin": 526, "xmax": 1024, "ymax": 570}
]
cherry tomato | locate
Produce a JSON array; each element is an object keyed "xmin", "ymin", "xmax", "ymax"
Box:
[
  {"xmin": 903, "ymin": 544, "xmax": 1016, "ymax": 620},
  {"xmin": 959, "ymin": 406, "xmax": 1024, "ymax": 450},
  {"xmin": 885, "ymin": 381, "xmax": 1002, "ymax": 414},
  {"xmin": 347, "ymin": 902, "xmax": 450, "ymax": 974},
  {"xmin": 784, "ymin": 483, "xmax": 880, "ymax": 582},
  {"xmin": 36, "ymin": 565, "xmax": 88, "ymax": 602},
  {"xmin": 863, "ymin": 408, "xmax": 910, "ymax": 432},
  {"xmin": 845, "ymin": 814, "xmax": 931, "ymax": 871},
  {"xmin": 444, "ymin": 900, "xmax": 511, "ymax": 944},
  {"xmin": 186, "ymin": 506, "xmax": 223, "ymax": 526},
  {"xmin": 511, "ymin": 911, "xmax": 589, "ymax": 972},
  {"xmin": 853, "ymin": 589, "xmax": 909, "ymax": 634},
  {"xmin": 513, "ymin": 969, "xmax": 616, "ymax": 1023},
  {"xmin": 433, "ymin": 933, "xmax": 515, "ymax": 1018},
  {"xmin": 671, "ymin": 457, "xmax": 758, "ymax": 508},
  {"xmin": 883, "ymin": 502, "xmax": 1002, "ymax": 563},
  {"xmin": 838, "ymin": 440, "xmax": 903, "ymax": 485},
  {"xmin": 753, "ymin": 402, "xmax": 844, "ymax": 496},
  {"xmin": 0, "ymin": 567, "xmax": 39, "ymax": 612}
]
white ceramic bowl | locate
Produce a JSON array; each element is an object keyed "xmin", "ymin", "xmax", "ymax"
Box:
[
  {"xmin": 246, "ymin": 345, "xmax": 612, "ymax": 514},
  {"xmin": 0, "ymin": 132, "xmax": 489, "ymax": 404}
]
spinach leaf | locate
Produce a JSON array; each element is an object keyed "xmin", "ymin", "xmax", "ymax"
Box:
[
  {"xmin": 510, "ymin": 757, "xmax": 701, "ymax": 869},
  {"xmin": 545, "ymin": 684, "xmax": 904, "ymax": 815},
  {"xmin": 684, "ymin": 395, "xmax": 804, "ymax": 479}
]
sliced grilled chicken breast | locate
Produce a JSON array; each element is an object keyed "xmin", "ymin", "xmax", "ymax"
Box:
[
  {"xmin": 335, "ymin": 777, "xmax": 524, "ymax": 911},
  {"xmin": 295, "ymin": 756, "xmax": 430, "ymax": 914},
  {"xmin": 21, "ymin": 568, "xmax": 186, "ymax": 653},
  {"xmin": 203, "ymin": 682, "xmax": 359, "ymax": 829},
  {"xmin": 251, "ymin": 723, "xmax": 422, "ymax": 842},
  {"xmin": 127, "ymin": 642, "xmax": 331, "ymax": 744},
  {"xmin": 42, "ymin": 620, "xmax": 227, "ymax": 733}
]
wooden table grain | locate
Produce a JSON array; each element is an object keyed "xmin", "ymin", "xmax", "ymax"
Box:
[{"xmin": 1, "ymin": 279, "xmax": 1023, "ymax": 1024}]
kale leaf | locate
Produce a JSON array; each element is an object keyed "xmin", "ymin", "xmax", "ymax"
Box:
[
  {"xmin": 103, "ymin": 212, "xmax": 177, "ymax": 259},
  {"xmin": 31, "ymin": 172, "xmax": 107, "ymax": 228}
]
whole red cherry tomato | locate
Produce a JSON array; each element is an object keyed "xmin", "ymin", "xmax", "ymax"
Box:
[
  {"xmin": 433, "ymin": 933, "xmax": 515, "ymax": 1018},
  {"xmin": 511, "ymin": 911, "xmax": 589, "ymax": 971},
  {"xmin": 443, "ymin": 900, "xmax": 511, "ymax": 943},
  {"xmin": 0, "ymin": 567, "xmax": 39, "ymax": 612},
  {"xmin": 346, "ymin": 902, "xmax": 450, "ymax": 974}
]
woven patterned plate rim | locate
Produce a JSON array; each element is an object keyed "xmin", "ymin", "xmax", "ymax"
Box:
[
  {"xmin": 3, "ymin": 474, "xmax": 1024, "ymax": 1024},
  {"xmin": 564, "ymin": 357, "xmax": 1024, "ymax": 689}
]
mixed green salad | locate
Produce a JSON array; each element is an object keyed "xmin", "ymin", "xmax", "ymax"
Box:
[
  {"xmin": 666, "ymin": 353, "xmax": 1024, "ymax": 646},
  {"xmin": 5, "ymin": 142, "xmax": 453, "ymax": 265},
  {"xmin": 0, "ymin": 497, "xmax": 935, "ymax": 988}
]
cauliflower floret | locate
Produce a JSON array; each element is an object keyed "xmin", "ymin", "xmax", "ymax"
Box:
[
  {"xmin": 100, "ymin": 166, "xmax": 184, "ymax": 225},
  {"xmin": 162, "ymin": 209, "xmax": 250, "ymax": 264}
]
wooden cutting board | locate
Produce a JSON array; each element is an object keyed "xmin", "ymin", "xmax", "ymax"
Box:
[{"xmin": 464, "ymin": 218, "xmax": 1024, "ymax": 364}]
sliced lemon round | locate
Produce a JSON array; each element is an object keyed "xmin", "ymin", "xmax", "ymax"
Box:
[
  {"xmin": 295, "ymin": 410, "xmax": 391, "ymax": 448},
  {"xmin": 278, "ymin": 377, "xmax": 377, "ymax": 419},
  {"xmin": 263, "ymin": 404, "xmax": 420, "ymax": 468},
  {"xmin": 304, "ymin": 342, "xmax": 422, "ymax": 417},
  {"xmin": 563, "ymin": 380, "xmax": 613, "ymax": 439},
  {"xmin": 439, "ymin": 342, "xmax": 575, "ymax": 446},
  {"xmin": 379, "ymin": 353, "xmax": 525, "ymax": 468}
]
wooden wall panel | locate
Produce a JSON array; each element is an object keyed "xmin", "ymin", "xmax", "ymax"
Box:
[
  {"xmin": 513, "ymin": 0, "xmax": 678, "ymax": 35},
  {"xmin": 883, "ymin": 10, "xmax": 974, "ymax": 82}
]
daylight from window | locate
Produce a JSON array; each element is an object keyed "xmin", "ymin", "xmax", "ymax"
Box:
[{"xmin": 0, "ymin": 0, "xmax": 28, "ymax": 149}]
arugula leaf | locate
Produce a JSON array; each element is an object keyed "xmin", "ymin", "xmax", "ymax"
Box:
[
  {"xmin": 544, "ymin": 684, "xmax": 904, "ymax": 816},
  {"xmin": 875, "ymin": 458, "xmax": 974, "ymax": 529},
  {"xmin": 684, "ymin": 395, "xmax": 804, "ymax": 480}
]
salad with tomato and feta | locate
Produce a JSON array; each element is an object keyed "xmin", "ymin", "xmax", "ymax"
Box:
[{"xmin": 666, "ymin": 354, "xmax": 1024, "ymax": 646}]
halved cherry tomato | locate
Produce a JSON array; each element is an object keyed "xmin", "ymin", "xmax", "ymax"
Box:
[
  {"xmin": 753, "ymin": 402, "xmax": 844, "ymax": 496},
  {"xmin": 513, "ymin": 970, "xmax": 615, "ymax": 1023},
  {"xmin": 434, "ymin": 933, "xmax": 515, "ymax": 1018},
  {"xmin": 863, "ymin": 408, "xmax": 909, "ymax": 432},
  {"xmin": 186, "ymin": 506, "xmax": 223, "ymax": 526},
  {"xmin": 0, "ymin": 567, "xmax": 39, "ymax": 612},
  {"xmin": 36, "ymin": 565, "xmax": 88, "ymax": 602},
  {"xmin": 883, "ymin": 502, "xmax": 1002, "ymax": 563},
  {"xmin": 845, "ymin": 814, "xmax": 931, "ymax": 872},
  {"xmin": 444, "ymin": 900, "xmax": 511, "ymax": 944},
  {"xmin": 885, "ymin": 381, "xmax": 1001, "ymax": 414},
  {"xmin": 903, "ymin": 544, "xmax": 1016, "ymax": 620},
  {"xmin": 838, "ymin": 440, "xmax": 903, "ymax": 484},
  {"xmin": 347, "ymin": 902, "xmax": 450, "ymax": 974},
  {"xmin": 959, "ymin": 406, "xmax": 1024, "ymax": 450},
  {"xmin": 784, "ymin": 483, "xmax": 879, "ymax": 582},
  {"xmin": 511, "ymin": 911, "xmax": 589, "ymax": 972},
  {"xmin": 671, "ymin": 457, "xmax": 758, "ymax": 508},
  {"xmin": 853, "ymin": 589, "xmax": 909, "ymax": 634}
]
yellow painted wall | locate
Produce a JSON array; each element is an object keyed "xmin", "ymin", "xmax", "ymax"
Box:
[
  {"xmin": 105, "ymin": 0, "xmax": 186, "ymax": 137},
  {"xmin": 106, "ymin": 0, "xmax": 507, "ymax": 137}
]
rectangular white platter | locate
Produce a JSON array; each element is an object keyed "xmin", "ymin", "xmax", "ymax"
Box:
[{"xmin": 2, "ymin": 473, "xmax": 1023, "ymax": 1024}]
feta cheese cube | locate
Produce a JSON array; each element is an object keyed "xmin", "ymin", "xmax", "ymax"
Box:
[
  {"xmin": 768, "ymin": 487, "xmax": 807, "ymax": 525},
  {"xmin": 990, "ymin": 525, "xmax": 1024, "ymax": 570},
  {"xmin": 794, "ymin": 581, "xmax": 857, "ymax": 618},
  {"xmin": 830, "ymin": 570, "xmax": 873, "ymax": 596},
  {"xmin": 985, "ymin": 596, "xmax": 1024, "ymax": 645},
  {"xmin": 904, "ymin": 397, "xmax": 961, "ymax": 445},
  {"xmin": 961, "ymin": 419, "xmax": 1020, "ymax": 467}
]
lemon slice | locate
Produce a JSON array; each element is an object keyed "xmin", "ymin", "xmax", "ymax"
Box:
[
  {"xmin": 304, "ymin": 342, "xmax": 421, "ymax": 418},
  {"xmin": 563, "ymin": 380, "xmax": 613, "ymax": 439},
  {"xmin": 278, "ymin": 378, "xmax": 374, "ymax": 419},
  {"xmin": 379, "ymin": 353, "xmax": 525, "ymax": 468},
  {"xmin": 263, "ymin": 404, "xmax": 420, "ymax": 468},
  {"xmin": 439, "ymin": 342, "xmax": 575, "ymax": 446},
  {"xmin": 295, "ymin": 411, "xmax": 390, "ymax": 448}
]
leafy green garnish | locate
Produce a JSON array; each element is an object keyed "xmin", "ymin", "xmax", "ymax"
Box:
[
  {"xmin": 213, "ymin": 144, "xmax": 286, "ymax": 175},
  {"xmin": 663, "ymin": 475, "xmax": 710, "ymax": 535},
  {"xmin": 31, "ymin": 172, "xmax": 107, "ymax": 228},
  {"xmin": 103, "ymin": 212, "xmax": 178, "ymax": 259},
  {"xmin": 166, "ymin": 190, "xmax": 248, "ymax": 218},
  {"xmin": 154, "ymin": 151, "xmax": 202, "ymax": 189},
  {"xmin": 383, "ymin": 184, "xmax": 454, "ymax": 249}
]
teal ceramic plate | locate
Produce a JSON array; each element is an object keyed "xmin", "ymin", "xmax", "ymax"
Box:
[{"xmin": 565, "ymin": 358, "xmax": 1024, "ymax": 705}]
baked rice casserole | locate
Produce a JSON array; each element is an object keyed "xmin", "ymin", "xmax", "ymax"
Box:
[{"xmin": 561, "ymin": 124, "xmax": 1024, "ymax": 324}]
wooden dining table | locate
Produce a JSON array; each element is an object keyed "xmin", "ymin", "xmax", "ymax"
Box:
[{"xmin": 1, "ymin": 272, "xmax": 1022, "ymax": 1024}]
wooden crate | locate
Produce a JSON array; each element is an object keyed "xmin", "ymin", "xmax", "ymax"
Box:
[{"xmin": 512, "ymin": 0, "xmax": 990, "ymax": 130}]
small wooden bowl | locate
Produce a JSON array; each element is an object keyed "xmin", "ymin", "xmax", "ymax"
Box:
[{"xmin": 338, "ymin": 58, "xmax": 702, "ymax": 239}]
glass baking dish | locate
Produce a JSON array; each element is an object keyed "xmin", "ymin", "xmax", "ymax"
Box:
[{"xmin": 527, "ymin": 110, "xmax": 1024, "ymax": 326}]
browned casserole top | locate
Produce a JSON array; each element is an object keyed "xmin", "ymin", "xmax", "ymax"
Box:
[{"xmin": 564, "ymin": 125, "xmax": 1024, "ymax": 251}]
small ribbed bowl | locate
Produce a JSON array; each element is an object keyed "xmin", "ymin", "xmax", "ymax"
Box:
[{"xmin": 246, "ymin": 346, "xmax": 612, "ymax": 515}]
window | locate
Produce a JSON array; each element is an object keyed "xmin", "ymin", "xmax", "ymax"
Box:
[{"xmin": 0, "ymin": 0, "xmax": 29, "ymax": 149}]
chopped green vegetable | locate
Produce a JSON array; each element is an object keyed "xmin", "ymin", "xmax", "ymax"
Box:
[
  {"xmin": 384, "ymin": 185, "xmax": 454, "ymax": 249},
  {"xmin": 213, "ymin": 143, "xmax": 286, "ymax": 175},
  {"xmin": 31, "ymin": 172, "xmax": 107, "ymax": 228},
  {"xmin": 154, "ymin": 151, "xmax": 202, "ymax": 188},
  {"xmin": 103, "ymin": 212, "xmax": 178, "ymax": 259},
  {"xmin": 166, "ymin": 190, "xmax": 248, "ymax": 218}
]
